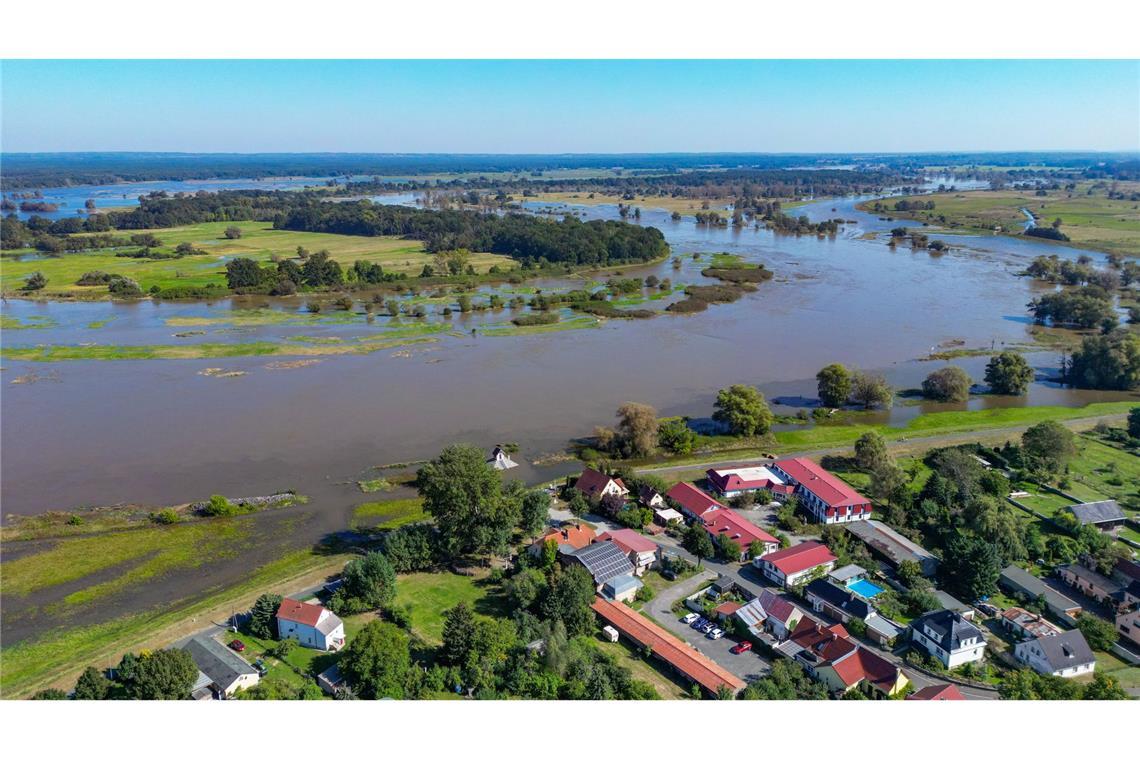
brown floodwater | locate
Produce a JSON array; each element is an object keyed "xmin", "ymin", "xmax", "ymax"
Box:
[{"xmin": 2, "ymin": 186, "xmax": 1136, "ymax": 642}]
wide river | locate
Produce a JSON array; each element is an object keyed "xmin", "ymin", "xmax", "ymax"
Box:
[{"xmin": 2, "ymin": 179, "xmax": 1136, "ymax": 639}]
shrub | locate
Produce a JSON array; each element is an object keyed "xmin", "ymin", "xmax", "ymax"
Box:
[{"xmin": 150, "ymin": 508, "xmax": 180, "ymax": 525}]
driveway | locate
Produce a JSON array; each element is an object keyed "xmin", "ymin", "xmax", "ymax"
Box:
[{"xmin": 644, "ymin": 569, "xmax": 772, "ymax": 686}]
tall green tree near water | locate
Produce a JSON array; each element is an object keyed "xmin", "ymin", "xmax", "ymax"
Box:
[
  {"xmin": 339, "ymin": 621, "xmax": 411, "ymax": 699},
  {"xmin": 816, "ymin": 363, "xmax": 852, "ymax": 407},
  {"xmin": 417, "ymin": 443, "xmax": 516, "ymax": 559},
  {"xmin": 984, "ymin": 351, "xmax": 1034, "ymax": 395},
  {"xmin": 712, "ymin": 384, "xmax": 773, "ymax": 436}
]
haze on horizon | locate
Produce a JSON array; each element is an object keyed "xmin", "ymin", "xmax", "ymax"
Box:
[{"xmin": 2, "ymin": 60, "xmax": 1138, "ymax": 154}]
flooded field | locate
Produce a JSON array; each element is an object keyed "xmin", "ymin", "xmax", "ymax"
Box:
[{"xmin": 2, "ymin": 181, "xmax": 1137, "ymax": 643}]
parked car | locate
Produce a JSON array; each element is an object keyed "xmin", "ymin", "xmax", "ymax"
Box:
[
  {"xmin": 681, "ymin": 612, "xmax": 699, "ymax": 624},
  {"xmin": 691, "ymin": 617, "xmax": 708, "ymax": 629},
  {"xmin": 707, "ymin": 628, "xmax": 725, "ymax": 640},
  {"xmin": 730, "ymin": 641, "xmax": 752, "ymax": 654},
  {"xmin": 700, "ymin": 622, "xmax": 716, "ymax": 634},
  {"xmin": 253, "ymin": 658, "xmax": 268, "ymax": 676},
  {"xmin": 228, "ymin": 639, "xmax": 246, "ymax": 653}
]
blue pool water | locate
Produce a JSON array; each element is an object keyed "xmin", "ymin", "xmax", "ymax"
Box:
[{"xmin": 848, "ymin": 579, "xmax": 884, "ymax": 599}]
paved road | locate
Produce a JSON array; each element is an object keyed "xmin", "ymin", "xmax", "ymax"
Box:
[{"xmin": 645, "ymin": 570, "xmax": 772, "ymax": 686}]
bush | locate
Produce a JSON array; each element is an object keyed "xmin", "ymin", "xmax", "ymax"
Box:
[
  {"xmin": 921, "ymin": 366, "xmax": 972, "ymax": 402},
  {"xmin": 150, "ymin": 508, "xmax": 180, "ymax": 525},
  {"xmin": 634, "ymin": 585, "xmax": 655, "ymax": 603},
  {"xmin": 200, "ymin": 494, "xmax": 236, "ymax": 517},
  {"xmin": 224, "ymin": 225, "xmax": 243, "ymax": 239}
]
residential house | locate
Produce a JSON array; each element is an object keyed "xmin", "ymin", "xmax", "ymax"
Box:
[
  {"xmin": 770, "ymin": 457, "xmax": 872, "ymax": 524},
  {"xmin": 714, "ymin": 600, "xmax": 743, "ymax": 623},
  {"xmin": 1116, "ymin": 605, "xmax": 1140, "ymax": 647},
  {"xmin": 932, "ymin": 590, "xmax": 974, "ymax": 620},
  {"xmin": 1014, "ymin": 629, "xmax": 1096, "ymax": 678},
  {"xmin": 999, "ymin": 565, "xmax": 1083, "ymax": 620},
  {"xmin": 596, "ymin": 529, "xmax": 658, "ymax": 575},
  {"xmin": 754, "ymin": 541, "xmax": 838, "ymax": 588},
  {"xmin": 529, "ymin": 521, "xmax": 596, "ymax": 557},
  {"xmin": 276, "ymin": 599, "xmax": 346, "ymax": 651},
  {"xmin": 906, "ymin": 684, "xmax": 965, "ymax": 701},
  {"xmin": 486, "ymin": 446, "xmax": 518, "ymax": 470},
  {"xmin": 562, "ymin": 540, "xmax": 635, "ymax": 590},
  {"xmin": 705, "ymin": 465, "xmax": 793, "ymax": 502},
  {"xmin": 601, "ymin": 573, "xmax": 643, "ymax": 603},
  {"xmin": 702, "ymin": 508, "xmax": 779, "ymax": 562},
  {"xmin": 1000, "ymin": 607, "xmax": 1062, "ymax": 641},
  {"xmin": 665, "ymin": 481, "xmax": 724, "ymax": 521},
  {"xmin": 845, "ymin": 520, "xmax": 939, "ymax": 576},
  {"xmin": 182, "ymin": 637, "xmax": 259, "ymax": 699},
  {"xmin": 1066, "ymin": 500, "xmax": 1126, "ymax": 530},
  {"xmin": 1058, "ymin": 563, "xmax": 1122, "ymax": 606},
  {"xmin": 1111, "ymin": 558, "xmax": 1140, "ymax": 587},
  {"xmin": 909, "ymin": 609, "xmax": 987, "ymax": 668},
  {"xmin": 574, "ymin": 468, "xmax": 629, "ymax": 502},
  {"xmin": 653, "ymin": 507, "xmax": 684, "ymax": 526},
  {"xmin": 735, "ymin": 590, "xmax": 805, "ymax": 640},
  {"xmin": 804, "ymin": 578, "xmax": 903, "ymax": 646},
  {"xmin": 638, "ymin": 485, "xmax": 665, "ymax": 510},
  {"xmin": 776, "ymin": 618, "xmax": 908, "ymax": 697}
]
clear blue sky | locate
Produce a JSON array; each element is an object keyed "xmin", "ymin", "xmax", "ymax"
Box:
[{"xmin": 2, "ymin": 60, "xmax": 1137, "ymax": 153}]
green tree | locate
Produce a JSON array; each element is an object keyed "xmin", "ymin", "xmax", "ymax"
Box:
[
  {"xmin": 939, "ymin": 534, "xmax": 1000, "ymax": 601},
  {"xmin": 126, "ymin": 649, "xmax": 198, "ymax": 700},
  {"xmin": 682, "ymin": 522, "xmax": 714, "ymax": 566},
  {"xmin": 224, "ymin": 225, "xmax": 243, "ymax": 239},
  {"xmin": 614, "ymin": 402, "xmax": 659, "ymax": 458},
  {"xmin": 417, "ymin": 444, "xmax": 515, "ymax": 559},
  {"xmin": 339, "ymin": 620, "xmax": 411, "ymax": 699},
  {"xmin": 658, "ymin": 418, "xmax": 697, "ymax": 454},
  {"xmin": 1075, "ymin": 612, "xmax": 1118, "ymax": 651},
  {"xmin": 985, "ymin": 351, "xmax": 1034, "ymax": 395},
  {"xmin": 22, "ymin": 271, "xmax": 48, "ymax": 291},
  {"xmin": 1083, "ymin": 672, "xmax": 1128, "ymax": 700},
  {"xmin": 519, "ymin": 490, "xmax": 551, "ymax": 537},
  {"xmin": 248, "ymin": 593, "xmax": 283, "ymax": 639},
  {"xmin": 31, "ymin": 689, "xmax": 68, "ymax": 700},
  {"xmin": 1067, "ymin": 330, "xmax": 1140, "ymax": 390},
  {"xmin": 539, "ymin": 565, "xmax": 596, "ymax": 636},
  {"xmin": 849, "ymin": 371, "xmax": 893, "ymax": 409},
  {"xmin": 1021, "ymin": 419, "xmax": 1077, "ymax": 474},
  {"xmin": 72, "ymin": 666, "xmax": 110, "ymax": 700},
  {"xmin": 1128, "ymin": 407, "xmax": 1140, "ymax": 438},
  {"xmin": 330, "ymin": 552, "xmax": 397, "ymax": 614},
  {"xmin": 816, "ymin": 363, "xmax": 852, "ymax": 407},
  {"xmin": 441, "ymin": 602, "xmax": 478, "ymax": 665},
  {"xmin": 712, "ymin": 384, "xmax": 773, "ymax": 436},
  {"xmin": 854, "ymin": 430, "xmax": 891, "ymax": 473},
  {"xmin": 921, "ymin": 366, "xmax": 972, "ymax": 402},
  {"xmin": 740, "ymin": 659, "xmax": 828, "ymax": 700}
]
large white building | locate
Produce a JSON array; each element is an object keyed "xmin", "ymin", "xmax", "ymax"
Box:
[
  {"xmin": 276, "ymin": 598, "xmax": 346, "ymax": 651},
  {"xmin": 1013, "ymin": 629, "xmax": 1096, "ymax": 678},
  {"xmin": 770, "ymin": 457, "xmax": 872, "ymax": 524},
  {"xmin": 909, "ymin": 610, "xmax": 986, "ymax": 669}
]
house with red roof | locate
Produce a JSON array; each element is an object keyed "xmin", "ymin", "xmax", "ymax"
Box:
[
  {"xmin": 596, "ymin": 528, "xmax": 659, "ymax": 575},
  {"xmin": 276, "ymin": 598, "xmax": 345, "ymax": 651},
  {"xmin": 907, "ymin": 683, "xmax": 965, "ymax": 701},
  {"xmin": 666, "ymin": 481, "xmax": 724, "ymax": 521},
  {"xmin": 706, "ymin": 465, "xmax": 795, "ymax": 502},
  {"xmin": 754, "ymin": 541, "xmax": 837, "ymax": 588},
  {"xmin": 573, "ymin": 468, "xmax": 629, "ymax": 502},
  {"xmin": 702, "ymin": 508, "xmax": 779, "ymax": 562},
  {"xmin": 771, "ymin": 457, "xmax": 872, "ymax": 524},
  {"xmin": 530, "ymin": 521, "xmax": 596, "ymax": 557},
  {"xmin": 777, "ymin": 617, "xmax": 908, "ymax": 697}
]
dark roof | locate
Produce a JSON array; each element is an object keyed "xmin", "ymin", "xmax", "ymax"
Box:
[
  {"xmin": 912, "ymin": 609, "xmax": 984, "ymax": 652},
  {"xmin": 575, "ymin": 468, "xmax": 626, "ymax": 498},
  {"xmin": 1032, "ymin": 629, "xmax": 1096, "ymax": 671},
  {"xmin": 1000, "ymin": 565, "xmax": 1082, "ymax": 615},
  {"xmin": 806, "ymin": 579, "xmax": 872, "ymax": 619},
  {"xmin": 1068, "ymin": 500, "xmax": 1125, "ymax": 525},
  {"xmin": 569, "ymin": 540, "xmax": 634, "ymax": 585},
  {"xmin": 183, "ymin": 637, "xmax": 256, "ymax": 690},
  {"xmin": 1116, "ymin": 559, "xmax": 1140, "ymax": 583}
]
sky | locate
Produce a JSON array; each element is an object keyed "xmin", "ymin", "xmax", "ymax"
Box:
[{"xmin": 2, "ymin": 60, "xmax": 1138, "ymax": 153}]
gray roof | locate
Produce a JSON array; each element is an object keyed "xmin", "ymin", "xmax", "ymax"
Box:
[
  {"xmin": 828, "ymin": 564, "xmax": 866, "ymax": 583},
  {"xmin": 1059, "ymin": 563, "xmax": 1122, "ymax": 594},
  {"xmin": 846, "ymin": 520, "xmax": 938, "ymax": 573},
  {"xmin": 865, "ymin": 615, "xmax": 904, "ymax": 640},
  {"xmin": 570, "ymin": 541, "xmax": 634, "ymax": 585},
  {"xmin": 603, "ymin": 574, "xmax": 643, "ymax": 595},
  {"xmin": 806, "ymin": 579, "xmax": 872, "ymax": 619},
  {"xmin": 912, "ymin": 609, "xmax": 984, "ymax": 652},
  {"xmin": 1000, "ymin": 565, "xmax": 1082, "ymax": 615},
  {"xmin": 1067, "ymin": 500, "xmax": 1125, "ymax": 525},
  {"xmin": 933, "ymin": 590, "xmax": 969, "ymax": 614},
  {"xmin": 183, "ymin": 637, "xmax": 257, "ymax": 691},
  {"xmin": 1031, "ymin": 629, "xmax": 1096, "ymax": 671},
  {"xmin": 315, "ymin": 611, "xmax": 345, "ymax": 636}
]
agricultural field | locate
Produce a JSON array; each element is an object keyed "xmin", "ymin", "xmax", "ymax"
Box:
[
  {"xmin": 861, "ymin": 181, "xmax": 1140, "ymax": 257},
  {"xmin": 0, "ymin": 220, "xmax": 513, "ymax": 296}
]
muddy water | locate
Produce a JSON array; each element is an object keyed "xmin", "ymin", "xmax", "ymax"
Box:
[{"xmin": 2, "ymin": 184, "xmax": 1136, "ymax": 642}]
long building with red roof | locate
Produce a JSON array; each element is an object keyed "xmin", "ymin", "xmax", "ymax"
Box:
[
  {"xmin": 754, "ymin": 540, "xmax": 837, "ymax": 587},
  {"xmin": 666, "ymin": 481, "xmax": 724, "ymax": 520},
  {"xmin": 771, "ymin": 457, "xmax": 872, "ymax": 524},
  {"xmin": 702, "ymin": 508, "xmax": 779, "ymax": 561},
  {"xmin": 590, "ymin": 597, "xmax": 745, "ymax": 696}
]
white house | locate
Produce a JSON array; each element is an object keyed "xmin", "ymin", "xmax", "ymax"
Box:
[
  {"xmin": 753, "ymin": 541, "xmax": 837, "ymax": 589},
  {"xmin": 1013, "ymin": 629, "xmax": 1096, "ymax": 679},
  {"xmin": 909, "ymin": 610, "xmax": 986, "ymax": 669},
  {"xmin": 487, "ymin": 446, "xmax": 518, "ymax": 470},
  {"xmin": 182, "ymin": 637, "xmax": 259, "ymax": 699},
  {"xmin": 574, "ymin": 468, "xmax": 629, "ymax": 502},
  {"xmin": 276, "ymin": 598, "xmax": 346, "ymax": 651}
]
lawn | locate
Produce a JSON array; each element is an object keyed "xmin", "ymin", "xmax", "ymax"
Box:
[
  {"xmin": 349, "ymin": 497, "xmax": 427, "ymax": 531},
  {"xmin": 1093, "ymin": 651, "xmax": 1140, "ymax": 688},
  {"xmin": 390, "ymin": 571, "xmax": 507, "ymax": 644},
  {"xmin": 1, "ymin": 220, "xmax": 513, "ymax": 296},
  {"xmin": 1066, "ymin": 435, "xmax": 1140, "ymax": 507},
  {"xmin": 858, "ymin": 181, "xmax": 1140, "ymax": 257},
  {"xmin": 587, "ymin": 636, "xmax": 688, "ymax": 699}
]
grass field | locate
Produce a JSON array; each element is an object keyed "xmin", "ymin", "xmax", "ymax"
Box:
[
  {"xmin": 0, "ymin": 546, "xmax": 353, "ymax": 698},
  {"xmin": 349, "ymin": 498, "xmax": 427, "ymax": 531},
  {"xmin": 1, "ymin": 220, "xmax": 514, "ymax": 296},
  {"xmin": 588, "ymin": 636, "xmax": 688, "ymax": 699},
  {"xmin": 1066, "ymin": 435, "xmax": 1140, "ymax": 507},
  {"xmin": 1093, "ymin": 651, "xmax": 1140, "ymax": 688},
  {"xmin": 860, "ymin": 182, "xmax": 1140, "ymax": 257},
  {"xmin": 390, "ymin": 571, "xmax": 507, "ymax": 645}
]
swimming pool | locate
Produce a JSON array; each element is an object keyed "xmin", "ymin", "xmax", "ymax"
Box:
[{"xmin": 848, "ymin": 579, "xmax": 884, "ymax": 599}]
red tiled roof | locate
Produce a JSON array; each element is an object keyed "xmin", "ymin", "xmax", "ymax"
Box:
[
  {"xmin": 575, "ymin": 468, "xmax": 626, "ymax": 498},
  {"xmin": 831, "ymin": 647, "xmax": 902, "ymax": 694},
  {"xmin": 715, "ymin": 601, "xmax": 743, "ymax": 616},
  {"xmin": 707, "ymin": 469, "xmax": 780, "ymax": 493},
  {"xmin": 703, "ymin": 509, "xmax": 778, "ymax": 550},
  {"xmin": 773, "ymin": 457, "xmax": 869, "ymax": 509},
  {"xmin": 538, "ymin": 522, "xmax": 596, "ymax": 551},
  {"xmin": 591, "ymin": 597, "xmax": 744, "ymax": 695},
  {"xmin": 760, "ymin": 541, "xmax": 837, "ymax": 576},
  {"xmin": 666, "ymin": 482, "xmax": 723, "ymax": 518},
  {"xmin": 907, "ymin": 684, "xmax": 965, "ymax": 701},
  {"xmin": 276, "ymin": 598, "xmax": 325, "ymax": 627},
  {"xmin": 597, "ymin": 528, "xmax": 658, "ymax": 555}
]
